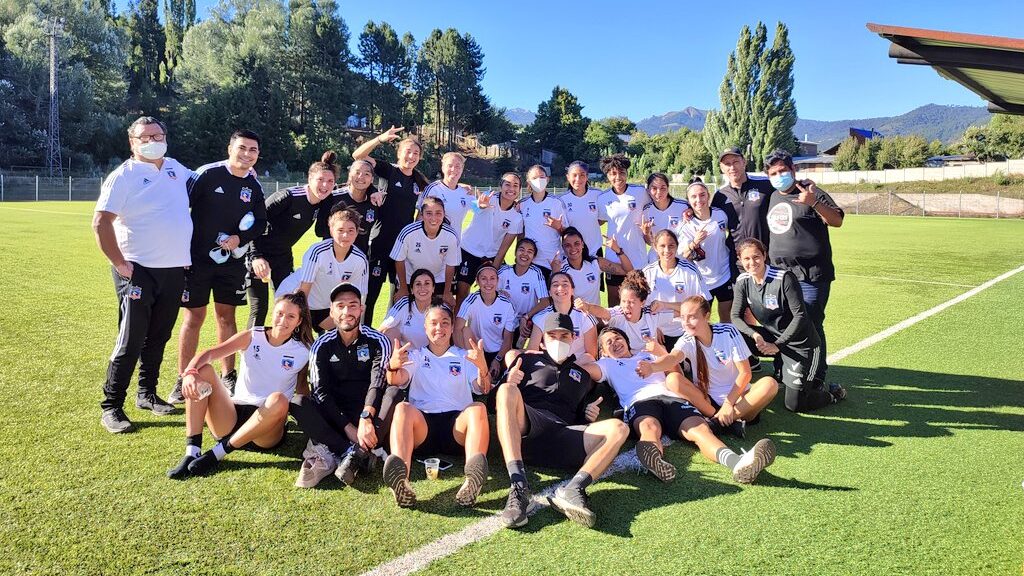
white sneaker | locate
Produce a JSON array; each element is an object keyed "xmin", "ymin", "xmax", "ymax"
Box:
[
  {"xmin": 731, "ymin": 438, "xmax": 776, "ymax": 484},
  {"xmin": 295, "ymin": 441, "xmax": 337, "ymax": 488}
]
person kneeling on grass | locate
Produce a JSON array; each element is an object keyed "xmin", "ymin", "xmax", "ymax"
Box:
[
  {"xmin": 581, "ymin": 327, "xmax": 775, "ymax": 484},
  {"xmin": 638, "ymin": 295, "xmax": 778, "ymax": 439},
  {"xmin": 495, "ymin": 313, "xmax": 628, "ymax": 530},
  {"xmin": 383, "ymin": 304, "xmax": 492, "ymax": 508},
  {"xmin": 168, "ymin": 292, "xmax": 314, "ymax": 479}
]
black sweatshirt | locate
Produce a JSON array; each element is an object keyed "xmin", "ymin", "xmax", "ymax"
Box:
[
  {"xmin": 499, "ymin": 352, "xmax": 595, "ymax": 424},
  {"xmin": 731, "ymin": 266, "xmax": 820, "ymax": 350},
  {"xmin": 308, "ymin": 326, "xmax": 391, "ymax": 430},
  {"xmin": 186, "ymin": 161, "xmax": 267, "ymax": 261},
  {"xmin": 367, "ymin": 161, "xmax": 429, "ymax": 262},
  {"xmin": 252, "ymin": 185, "xmax": 317, "ymax": 259}
]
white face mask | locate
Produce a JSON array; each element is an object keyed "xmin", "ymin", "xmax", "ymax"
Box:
[
  {"xmin": 137, "ymin": 141, "xmax": 167, "ymax": 161},
  {"xmin": 545, "ymin": 338, "xmax": 571, "ymax": 363},
  {"xmin": 529, "ymin": 177, "xmax": 548, "ymax": 192}
]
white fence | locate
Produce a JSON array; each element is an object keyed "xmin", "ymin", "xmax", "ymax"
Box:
[{"xmin": 796, "ymin": 159, "xmax": 1024, "ymax": 185}]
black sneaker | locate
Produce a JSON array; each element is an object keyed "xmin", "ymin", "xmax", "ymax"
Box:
[
  {"xmin": 186, "ymin": 451, "xmax": 220, "ymax": 477},
  {"xmin": 221, "ymin": 370, "xmax": 238, "ymax": 396},
  {"xmin": 100, "ymin": 408, "xmax": 134, "ymax": 434},
  {"xmin": 335, "ymin": 445, "xmax": 370, "ymax": 486},
  {"xmin": 455, "ymin": 453, "xmax": 489, "ymax": 507},
  {"xmin": 636, "ymin": 441, "xmax": 676, "ymax": 482},
  {"xmin": 727, "ymin": 419, "xmax": 747, "ymax": 439},
  {"xmin": 167, "ymin": 455, "xmax": 196, "ymax": 480},
  {"xmin": 829, "ymin": 383, "xmax": 847, "ymax": 403},
  {"xmin": 382, "ymin": 455, "xmax": 416, "ymax": 508},
  {"xmin": 548, "ymin": 485, "xmax": 596, "ymax": 528},
  {"xmin": 136, "ymin": 394, "xmax": 176, "ymax": 416},
  {"xmin": 168, "ymin": 376, "xmax": 185, "ymax": 404},
  {"xmin": 500, "ymin": 483, "xmax": 532, "ymax": 529}
]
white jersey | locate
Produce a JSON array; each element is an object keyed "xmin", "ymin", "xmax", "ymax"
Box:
[
  {"xmin": 520, "ymin": 194, "xmax": 567, "ymax": 266},
  {"xmin": 599, "ymin": 184, "xmax": 651, "ymax": 269},
  {"xmin": 607, "ymin": 307, "xmax": 660, "ymax": 353},
  {"xmin": 390, "ymin": 221, "xmax": 462, "ymax": 284},
  {"xmin": 457, "ymin": 291, "xmax": 517, "ymax": 353},
  {"xmin": 531, "ymin": 305, "xmax": 596, "ymax": 358},
  {"xmin": 642, "ymin": 259, "xmax": 711, "ymax": 338},
  {"xmin": 678, "ymin": 207, "xmax": 732, "ymax": 290},
  {"xmin": 233, "ymin": 327, "xmax": 310, "ymax": 406},
  {"xmin": 558, "ymin": 258, "xmax": 603, "ymax": 305},
  {"xmin": 559, "ymin": 188, "xmax": 603, "ymax": 254},
  {"xmin": 671, "ymin": 323, "xmax": 751, "ymax": 405},
  {"xmin": 498, "ymin": 264, "xmax": 549, "ymax": 318},
  {"xmin": 596, "ymin": 351, "xmax": 681, "ymax": 410},
  {"xmin": 299, "ymin": 240, "xmax": 369, "ymax": 309},
  {"xmin": 461, "ymin": 202, "xmax": 524, "ymax": 258},
  {"xmin": 642, "ymin": 199, "xmax": 690, "ymax": 263},
  {"xmin": 379, "ymin": 297, "xmax": 431, "ymax": 349},
  {"xmin": 423, "ymin": 181, "xmax": 475, "ymax": 242},
  {"xmin": 95, "ymin": 158, "xmax": 193, "ymax": 268},
  {"xmin": 405, "ymin": 346, "xmax": 481, "ymax": 413}
]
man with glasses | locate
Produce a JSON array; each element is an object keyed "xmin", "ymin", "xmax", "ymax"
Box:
[
  {"xmin": 94, "ymin": 116, "xmax": 193, "ymax": 433},
  {"xmin": 171, "ymin": 130, "xmax": 267, "ymax": 404}
]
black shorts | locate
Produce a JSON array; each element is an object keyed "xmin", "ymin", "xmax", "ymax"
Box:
[
  {"xmin": 708, "ymin": 280, "xmax": 735, "ymax": 303},
  {"xmin": 182, "ymin": 261, "xmax": 248, "ymax": 308},
  {"xmin": 432, "ymin": 282, "xmax": 455, "ymax": 296},
  {"xmin": 310, "ymin": 308, "xmax": 330, "ymax": 333},
  {"xmin": 625, "ymin": 395, "xmax": 702, "ymax": 440},
  {"xmin": 414, "ymin": 410, "xmax": 463, "ymax": 457},
  {"xmin": 369, "ymin": 257, "xmax": 397, "ymax": 284},
  {"xmin": 456, "ymin": 250, "xmax": 493, "ymax": 285},
  {"xmin": 605, "ymin": 272, "xmax": 624, "ymax": 288},
  {"xmin": 521, "ymin": 405, "xmax": 588, "ymax": 471}
]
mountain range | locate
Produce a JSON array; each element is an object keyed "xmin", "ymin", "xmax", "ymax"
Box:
[{"xmin": 504, "ymin": 104, "xmax": 992, "ymax": 150}]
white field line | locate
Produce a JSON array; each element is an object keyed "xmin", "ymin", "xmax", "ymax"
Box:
[
  {"xmin": 360, "ymin": 263, "xmax": 1023, "ymax": 576},
  {"xmin": 837, "ymin": 273, "xmax": 976, "ymax": 289},
  {"xmin": 0, "ymin": 206, "xmax": 92, "ymax": 217}
]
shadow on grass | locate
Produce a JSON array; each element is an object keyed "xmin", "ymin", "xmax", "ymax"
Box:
[{"xmin": 764, "ymin": 365, "xmax": 1024, "ymax": 457}]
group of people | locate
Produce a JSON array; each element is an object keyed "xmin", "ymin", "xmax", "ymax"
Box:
[{"xmin": 94, "ymin": 117, "xmax": 846, "ymax": 529}]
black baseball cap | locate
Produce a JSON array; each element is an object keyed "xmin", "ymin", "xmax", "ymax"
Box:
[
  {"xmin": 330, "ymin": 283, "xmax": 362, "ymax": 302},
  {"xmin": 543, "ymin": 313, "xmax": 574, "ymax": 334},
  {"xmin": 718, "ymin": 147, "xmax": 744, "ymax": 162}
]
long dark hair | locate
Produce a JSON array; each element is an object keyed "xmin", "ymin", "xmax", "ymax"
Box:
[
  {"xmin": 275, "ymin": 291, "xmax": 315, "ymax": 347},
  {"xmin": 682, "ymin": 295, "xmax": 713, "ymax": 395},
  {"xmin": 425, "ymin": 302, "xmax": 455, "ymax": 347},
  {"xmin": 560, "ymin": 226, "xmax": 595, "ymax": 263},
  {"xmin": 407, "ymin": 268, "xmax": 436, "ymax": 321}
]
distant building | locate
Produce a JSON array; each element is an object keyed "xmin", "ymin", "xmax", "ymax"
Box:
[
  {"xmin": 924, "ymin": 154, "xmax": 979, "ymax": 167},
  {"xmin": 793, "ymin": 155, "xmax": 836, "ymax": 172},
  {"xmin": 823, "ymin": 127, "xmax": 884, "ymax": 155},
  {"xmin": 797, "ymin": 135, "xmax": 819, "ymax": 157}
]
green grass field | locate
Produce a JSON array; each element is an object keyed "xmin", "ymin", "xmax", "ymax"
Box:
[{"xmin": 0, "ymin": 203, "xmax": 1022, "ymax": 576}]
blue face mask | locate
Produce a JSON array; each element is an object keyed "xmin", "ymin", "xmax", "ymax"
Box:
[{"xmin": 769, "ymin": 172, "xmax": 795, "ymax": 191}]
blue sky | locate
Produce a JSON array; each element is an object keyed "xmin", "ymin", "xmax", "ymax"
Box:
[{"xmin": 177, "ymin": 0, "xmax": 1020, "ymax": 121}]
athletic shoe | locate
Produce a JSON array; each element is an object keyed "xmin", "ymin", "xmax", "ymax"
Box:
[
  {"xmin": 500, "ymin": 483, "xmax": 532, "ymax": 529},
  {"xmin": 296, "ymin": 454, "xmax": 337, "ymax": 488},
  {"xmin": 167, "ymin": 455, "xmax": 196, "ymax": 480},
  {"xmin": 548, "ymin": 485, "xmax": 596, "ymax": 528},
  {"xmin": 727, "ymin": 419, "xmax": 747, "ymax": 439},
  {"xmin": 222, "ymin": 370, "xmax": 237, "ymax": 396},
  {"xmin": 732, "ymin": 438, "xmax": 776, "ymax": 484},
  {"xmin": 168, "ymin": 376, "xmax": 185, "ymax": 404},
  {"xmin": 136, "ymin": 394, "xmax": 176, "ymax": 416},
  {"xmin": 455, "ymin": 453, "xmax": 489, "ymax": 507},
  {"xmin": 382, "ymin": 455, "xmax": 416, "ymax": 508},
  {"xmin": 186, "ymin": 451, "xmax": 220, "ymax": 477},
  {"xmin": 829, "ymin": 383, "xmax": 848, "ymax": 403},
  {"xmin": 101, "ymin": 408, "xmax": 133, "ymax": 433},
  {"xmin": 335, "ymin": 445, "xmax": 369, "ymax": 486},
  {"xmin": 635, "ymin": 441, "xmax": 676, "ymax": 483}
]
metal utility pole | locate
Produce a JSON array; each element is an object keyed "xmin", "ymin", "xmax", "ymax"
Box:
[{"xmin": 46, "ymin": 17, "xmax": 64, "ymax": 177}]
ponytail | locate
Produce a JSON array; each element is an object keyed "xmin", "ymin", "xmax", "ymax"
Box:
[{"xmin": 682, "ymin": 295, "xmax": 713, "ymax": 394}]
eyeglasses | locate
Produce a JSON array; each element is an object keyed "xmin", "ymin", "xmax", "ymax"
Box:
[{"xmin": 131, "ymin": 133, "xmax": 166, "ymax": 143}]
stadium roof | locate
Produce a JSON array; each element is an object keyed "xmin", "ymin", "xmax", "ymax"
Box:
[{"xmin": 867, "ymin": 23, "xmax": 1024, "ymax": 116}]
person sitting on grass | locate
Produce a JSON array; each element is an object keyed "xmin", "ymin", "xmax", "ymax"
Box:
[
  {"xmin": 383, "ymin": 304, "xmax": 492, "ymax": 508},
  {"xmin": 638, "ymin": 295, "xmax": 777, "ymax": 438},
  {"xmin": 168, "ymin": 292, "xmax": 314, "ymax": 479},
  {"xmin": 575, "ymin": 270, "xmax": 662, "ymax": 354},
  {"xmin": 580, "ymin": 328, "xmax": 776, "ymax": 485},
  {"xmin": 730, "ymin": 238, "xmax": 846, "ymax": 411},
  {"xmin": 495, "ymin": 314, "xmax": 628, "ymax": 530}
]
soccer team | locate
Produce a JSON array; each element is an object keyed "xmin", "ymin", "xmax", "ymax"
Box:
[{"xmin": 94, "ymin": 117, "xmax": 846, "ymax": 529}]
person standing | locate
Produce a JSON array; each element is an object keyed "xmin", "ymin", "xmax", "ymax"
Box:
[
  {"xmin": 175, "ymin": 130, "xmax": 267, "ymax": 401},
  {"xmin": 713, "ymin": 147, "xmax": 775, "ymax": 248},
  {"xmin": 559, "ymin": 161, "xmax": 603, "ymax": 261},
  {"xmin": 314, "ymin": 159, "xmax": 377, "ymax": 253},
  {"xmin": 94, "ymin": 116, "xmax": 193, "ymax": 433},
  {"xmin": 598, "ymin": 154, "xmax": 650, "ymax": 307}
]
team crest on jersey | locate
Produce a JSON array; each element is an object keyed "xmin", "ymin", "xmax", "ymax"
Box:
[
  {"xmin": 460, "ymin": 198, "xmax": 467, "ymax": 207},
  {"xmin": 714, "ymin": 349, "xmax": 729, "ymax": 365},
  {"xmin": 674, "ymin": 283, "xmax": 686, "ymax": 294},
  {"xmin": 439, "ymin": 245, "xmax": 449, "ymax": 255},
  {"xmin": 357, "ymin": 344, "xmax": 370, "ymax": 362},
  {"xmin": 719, "ymin": 221, "xmax": 727, "ymax": 231},
  {"xmin": 281, "ymin": 356, "xmax": 296, "ymax": 370},
  {"xmin": 365, "ymin": 209, "xmax": 375, "ymax": 223},
  {"xmin": 126, "ymin": 286, "xmax": 142, "ymax": 300},
  {"xmin": 569, "ymin": 368, "xmax": 582, "ymax": 382},
  {"xmin": 460, "ymin": 263, "xmax": 469, "ymax": 275},
  {"xmin": 585, "ymin": 272, "xmax": 596, "ymax": 283},
  {"xmin": 641, "ymin": 327, "xmax": 651, "ymax": 338},
  {"xmin": 449, "ymin": 362, "xmax": 462, "ymax": 376},
  {"xmin": 240, "ymin": 187, "xmax": 252, "ymax": 203},
  {"xmin": 341, "ymin": 271, "xmax": 352, "ymax": 282},
  {"xmin": 372, "ymin": 265, "xmax": 382, "ymax": 277},
  {"xmin": 764, "ymin": 294, "xmax": 779, "ymax": 310},
  {"xmin": 588, "ymin": 202, "xmax": 597, "ymax": 213},
  {"xmin": 181, "ymin": 289, "xmax": 190, "ymax": 303},
  {"xmin": 669, "ymin": 217, "xmax": 680, "ymax": 227},
  {"xmin": 542, "ymin": 209, "xmax": 552, "ymax": 219},
  {"xmin": 167, "ymin": 170, "xmax": 177, "ymax": 180},
  {"xmin": 521, "ymin": 283, "xmax": 530, "ymax": 294},
  {"xmin": 492, "ymin": 314, "xmax": 503, "ymax": 326},
  {"xmin": 628, "ymin": 201, "xmax": 636, "ymax": 210},
  {"xmin": 572, "ymin": 328, "xmax": 580, "ymax": 337},
  {"xmin": 501, "ymin": 219, "xmax": 511, "ymax": 229},
  {"xmin": 747, "ymin": 190, "xmax": 761, "ymax": 202}
]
